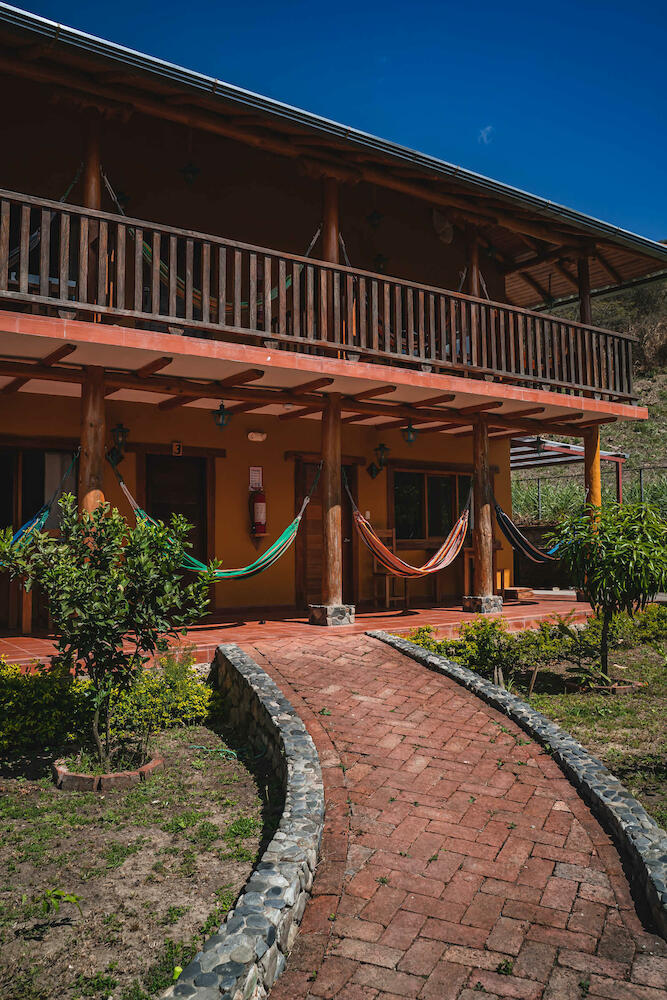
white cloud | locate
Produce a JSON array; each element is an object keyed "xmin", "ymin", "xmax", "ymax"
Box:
[{"xmin": 478, "ymin": 125, "xmax": 494, "ymax": 145}]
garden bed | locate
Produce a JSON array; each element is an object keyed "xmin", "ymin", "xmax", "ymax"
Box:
[{"xmin": 0, "ymin": 723, "xmax": 276, "ymax": 1000}]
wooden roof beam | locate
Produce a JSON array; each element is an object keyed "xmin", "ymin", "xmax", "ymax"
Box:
[
  {"xmin": 157, "ymin": 367, "xmax": 264, "ymax": 410},
  {"xmin": 595, "ymin": 249, "xmax": 623, "ymax": 285},
  {"xmin": 134, "ymin": 356, "xmax": 173, "ymax": 378},
  {"xmin": 1, "ymin": 343, "xmax": 76, "ymax": 395}
]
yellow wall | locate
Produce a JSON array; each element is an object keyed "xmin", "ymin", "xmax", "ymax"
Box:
[{"xmin": 0, "ymin": 391, "xmax": 512, "ymax": 610}]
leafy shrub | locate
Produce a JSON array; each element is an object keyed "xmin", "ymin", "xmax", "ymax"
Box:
[
  {"xmin": 0, "ymin": 495, "xmax": 214, "ymax": 767},
  {"xmin": 0, "ymin": 658, "xmax": 90, "ymax": 753},
  {"xmin": 111, "ymin": 647, "xmax": 211, "ymax": 759},
  {"xmin": 0, "ymin": 648, "xmax": 211, "ymax": 757},
  {"xmin": 552, "ymin": 502, "xmax": 667, "ymax": 672}
]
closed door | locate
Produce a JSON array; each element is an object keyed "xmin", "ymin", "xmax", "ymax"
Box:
[
  {"xmin": 145, "ymin": 455, "xmax": 207, "ymax": 563},
  {"xmin": 295, "ymin": 462, "xmax": 355, "ymax": 609}
]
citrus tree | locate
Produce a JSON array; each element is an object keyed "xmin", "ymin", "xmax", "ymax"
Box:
[
  {"xmin": 0, "ymin": 495, "xmax": 213, "ymax": 768},
  {"xmin": 552, "ymin": 502, "xmax": 667, "ymax": 674}
]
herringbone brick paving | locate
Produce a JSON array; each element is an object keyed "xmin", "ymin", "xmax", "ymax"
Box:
[{"xmin": 242, "ymin": 635, "xmax": 667, "ymax": 1000}]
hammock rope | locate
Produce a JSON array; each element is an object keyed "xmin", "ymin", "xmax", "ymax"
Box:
[
  {"xmin": 343, "ymin": 471, "xmax": 471, "ymax": 578},
  {"xmin": 493, "ymin": 496, "xmax": 558, "ymax": 564},
  {"xmin": 111, "ymin": 461, "xmax": 322, "ymax": 580}
]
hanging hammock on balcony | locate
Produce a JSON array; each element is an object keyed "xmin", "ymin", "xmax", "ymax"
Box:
[
  {"xmin": 102, "ymin": 169, "xmax": 327, "ymax": 321},
  {"xmin": 110, "ymin": 461, "xmax": 321, "ymax": 580},
  {"xmin": 343, "ymin": 472, "xmax": 471, "ymax": 578},
  {"xmin": 493, "ymin": 496, "xmax": 558, "ymax": 564},
  {"xmin": 7, "ymin": 165, "xmax": 84, "ymax": 271}
]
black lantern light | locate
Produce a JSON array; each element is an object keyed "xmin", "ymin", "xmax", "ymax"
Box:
[
  {"xmin": 107, "ymin": 422, "xmax": 130, "ymax": 468},
  {"xmin": 401, "ymin": 421, "xmax": 418, "ymax": 445},
  {"xmin": 213, "ymin": 402, "xmax": 231, "ymax": 429},
  {"xmin": 375, "ymin": 442, "xmax": 390, "ymax": 469}
]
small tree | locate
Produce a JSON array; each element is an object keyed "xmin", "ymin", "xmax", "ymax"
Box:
[
  {"xmin": 552, "ymin": 502, "xmax": 667, "ymax": 675},
  {"xmin": 0, "ymin": 495, "xmax": 213, "ymax": 768}
]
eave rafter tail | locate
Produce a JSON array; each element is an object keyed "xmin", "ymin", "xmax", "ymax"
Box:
[{"xmin": 0, "ymin": 357, "xmax": 619, "ymax": 438}]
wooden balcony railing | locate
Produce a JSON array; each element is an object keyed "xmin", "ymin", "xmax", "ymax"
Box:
[{"xmin": 0, "ymin": 189, "xmax": 636, "ymax": 402}]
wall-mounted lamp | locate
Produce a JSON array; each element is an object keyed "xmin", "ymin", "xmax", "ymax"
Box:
[
  {"xmin": 367, "ymin": 442, "xmax": 390, "ymax": 478},
  {"xmin": 213, "ymin": 402, "xmax": 231, "ymax": 429},
  {"xmin": 107, "ymin": 422, "xmax": 130, "ymax": 468},
  {"xmin": 401, "ymin": 421, "xmax": 418, "ymax": 445}
]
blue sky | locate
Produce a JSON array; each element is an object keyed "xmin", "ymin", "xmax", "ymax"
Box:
[{"xmin": 18, "ymin": 0, "xmax": 667, "ymax": 241}]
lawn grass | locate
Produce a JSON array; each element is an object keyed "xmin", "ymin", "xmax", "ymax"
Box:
[
  {"xmin": 0, "ymin": 724, "xmax": 280, "ymax": 1000},
  {"xmin": 522, "ymin": 644, "xmax": 666, "ymax": 828}
]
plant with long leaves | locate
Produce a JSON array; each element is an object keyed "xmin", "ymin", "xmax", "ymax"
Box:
[
  {"xmin": 551, "ymin": 502, "xmax": 667, "ymax": 674},
  {"xmin": 0, "ymin": 495, "xmax": 215, "ymax": 768}
]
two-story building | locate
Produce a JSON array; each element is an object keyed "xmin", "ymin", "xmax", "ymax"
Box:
[{"xmin": 0, "ymin": 3, "xmax": 665, "ymax": 632}]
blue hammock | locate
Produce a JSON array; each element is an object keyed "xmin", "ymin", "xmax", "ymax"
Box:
[
  {"xmin": 494, "ymin": 498, "xmax": 559, "ymax": 564},
  {"xmin": 5, "ymin": 449, "xmax": 80, "ymax": 556}
]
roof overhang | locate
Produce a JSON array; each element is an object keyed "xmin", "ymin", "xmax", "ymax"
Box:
[
  {"xmin": 510, "ymin": 436, "xmax": 628, "ymax": 470},
  {"xmin": 0, "ymin": 3, "xmax": 665, "ymax": 310}
]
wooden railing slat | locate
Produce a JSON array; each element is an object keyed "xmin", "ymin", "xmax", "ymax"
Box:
[
  {"xmin": 58, "ymin": 212, "xmax": 69, "ymax": 301},
  {"xmin": 0, "ymin": 201, "xmax": 9, "ymax": 292}
]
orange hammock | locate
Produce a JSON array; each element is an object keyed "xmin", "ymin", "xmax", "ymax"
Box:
[{"xmin": 344, "ymin": 476, "xmax": 471, "ymax": 578}]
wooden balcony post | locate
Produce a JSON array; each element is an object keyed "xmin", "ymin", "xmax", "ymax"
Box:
[
  {"xmin": 322, "ymin": 176, "xmax": 340, "ymax": 264},
  {"xmin": 82, "ymin": 109, "xmax": 102, "ymax": 212},
  {"xmin": 577, "ymin": 256, "xmax": 592, "ymax": 326},
  {"xmin": 78, "ymin": 366, "xmax": 106, "ymax": 513},
  {"xmin": 463, "ymin": 416, "xmax": 502, "ymax": 614},
  {"xmin": 584, "ymin": 424, "xmax": 602, "ymax": 510},
  {"xmin": 309, "ymin": 392, "xmax": 355, "ymax": 626},
  {"xmin": 467, "ymin": 226, "xmax": 480, "ymax": 298}
]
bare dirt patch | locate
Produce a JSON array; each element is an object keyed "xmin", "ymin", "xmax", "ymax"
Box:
[{"xmin": 0, "ymin": 724, "xmax": 278, "ymax": 1000}]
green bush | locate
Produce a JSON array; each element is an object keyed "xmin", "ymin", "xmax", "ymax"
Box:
[
  {"xmin": 0, "ymin": 658, "xmax": 90, "ymax": 753},
  {"xmin": 0, "ymin": 647, "xmax": 211, "ymax": 756},
  {"xmin": 404, "ymin": 603, "xmax": 667, "ymax": 693}
]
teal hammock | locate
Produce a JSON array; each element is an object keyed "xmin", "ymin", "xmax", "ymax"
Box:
[
  {"xmin": 3, "ymin": 448, "xmax": 80, "ymax": 559},
  {"xmin": 113, "ymin": 463, "xmax": 321, "ymax": 580}
]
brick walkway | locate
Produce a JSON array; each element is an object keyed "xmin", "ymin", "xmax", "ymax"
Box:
[{"xmin": 240, "ymin": 634, "xmax": 667, "ymax": 1000}]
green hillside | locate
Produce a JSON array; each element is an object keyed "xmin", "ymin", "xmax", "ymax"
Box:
[{"xmin": 513, "ymin": 277, "xmax": 667, "ymax": 523}]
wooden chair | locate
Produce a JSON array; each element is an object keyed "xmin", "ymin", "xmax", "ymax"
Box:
[{"xmin": 372, "ymin": 528, "xmax": 408, "ymax": 610}]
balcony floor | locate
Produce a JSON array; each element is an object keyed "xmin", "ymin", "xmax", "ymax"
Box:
[{"xmin": 1, "ymin": 592, "xmax": 590, "ymax": 667}]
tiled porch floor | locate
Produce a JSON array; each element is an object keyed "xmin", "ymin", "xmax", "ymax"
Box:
[{"xmin": 0, "ymin": 593, "xmax": 590, "ymax": 666}]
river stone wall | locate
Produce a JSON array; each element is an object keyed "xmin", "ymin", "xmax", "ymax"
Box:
[
  {"xmin": 369, "ymin": 629, "xmax": 667, "ymax": 941},
  {"xmin": 162, "ymin": 643, "xmax": 325, "ymax": 1000}
]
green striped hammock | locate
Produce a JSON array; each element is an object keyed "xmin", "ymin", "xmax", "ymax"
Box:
[{"xmin": 116, "ymin": 468, "xmax": 320, "ymax": 581}]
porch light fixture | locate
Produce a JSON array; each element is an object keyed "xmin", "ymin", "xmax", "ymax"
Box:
[
  {"xmin": 213, "ymin": 402, "xmax": 231, "ymax": 429},
  {"xmin": 367, "ymin": 462, "xmax": 381, "ymax": 480},
  {"xmin": 375, "ymin": 442, "xmax": 390, "ymax": 468},
  {"xmin": 401, "ymin": 421, "xmax": 418, "ymax": 445},
  {"xmin": 107, "ymin": 422, "xmax": 129, "ymax": 468}
]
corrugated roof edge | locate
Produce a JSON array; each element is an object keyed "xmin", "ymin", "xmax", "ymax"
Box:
[{"xmin": 2, "ymin": 1, "xmax": 666, "ymax": 267}]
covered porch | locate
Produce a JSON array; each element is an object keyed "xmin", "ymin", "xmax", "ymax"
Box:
[{"xmin": 0, "ymin": 591, "xmax": 591, "ymax": 667}]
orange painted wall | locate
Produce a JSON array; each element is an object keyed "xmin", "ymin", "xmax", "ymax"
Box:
[{"xmin": 0, "ymin": 388, "xmax": 512, "ymax": 610}]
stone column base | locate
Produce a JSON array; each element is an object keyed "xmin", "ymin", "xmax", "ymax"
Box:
[
  {"xmin": 462, "ymin": 595, "xmax": 503, "ymax": 614},
  {"xmin": 308, "ymin": 604, "xmax": 356, "ymax": 626}
]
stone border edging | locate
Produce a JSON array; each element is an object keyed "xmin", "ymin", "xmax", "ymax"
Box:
[
  {"xmin": 162, "ymin": 643, "xmax": 325, "ymax": 1000},
  {"xmin": 368, "ymin": 628, "xmax": 667, "ymax": 940}
]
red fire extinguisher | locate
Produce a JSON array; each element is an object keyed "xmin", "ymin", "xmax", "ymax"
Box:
[{"xmin": 250, "ymin": 487, "xmax": 267, "ymax": 535}]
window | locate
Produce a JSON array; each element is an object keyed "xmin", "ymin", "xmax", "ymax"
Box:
[{"xmin": 393, "ymin": 469, "xmax": 469, "ymax": 544}]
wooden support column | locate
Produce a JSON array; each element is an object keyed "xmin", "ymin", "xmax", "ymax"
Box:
[
  {"xmin": 584, "ymin": 425, "xmax": 602, "ymax": 510},
  {"xmin": 463, "ymin": 417, "xmax": 502, "ymax": 614},
  {"xmin": 467, "ymin": 226, "xmax": 481, "ymax": 298},
  {"xmin": 82, "ymin": 110, "xmax": 102, "ymax": 211},
  {"xmin": 78, "ymin": 366, "xmax": 106, "ymax": 513},
  {"xmin": 322, "ymin": 176, "xmax": 339, "ymax": 264},
  {"xmin": 309, "ymin": 392, "xmax": 354, "ymax": 625},
  {"xmin": 577, "ymin": 256, "xmax": 592, "ymax": 326}
]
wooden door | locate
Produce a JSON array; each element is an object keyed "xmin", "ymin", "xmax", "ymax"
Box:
[
  {"xmin": 295, "ymin": 461, "xmax": 355, "ymax": 609},
  {"xmin": 145, "ymin": 455, "xmax": 207, "ymax": 563}
]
